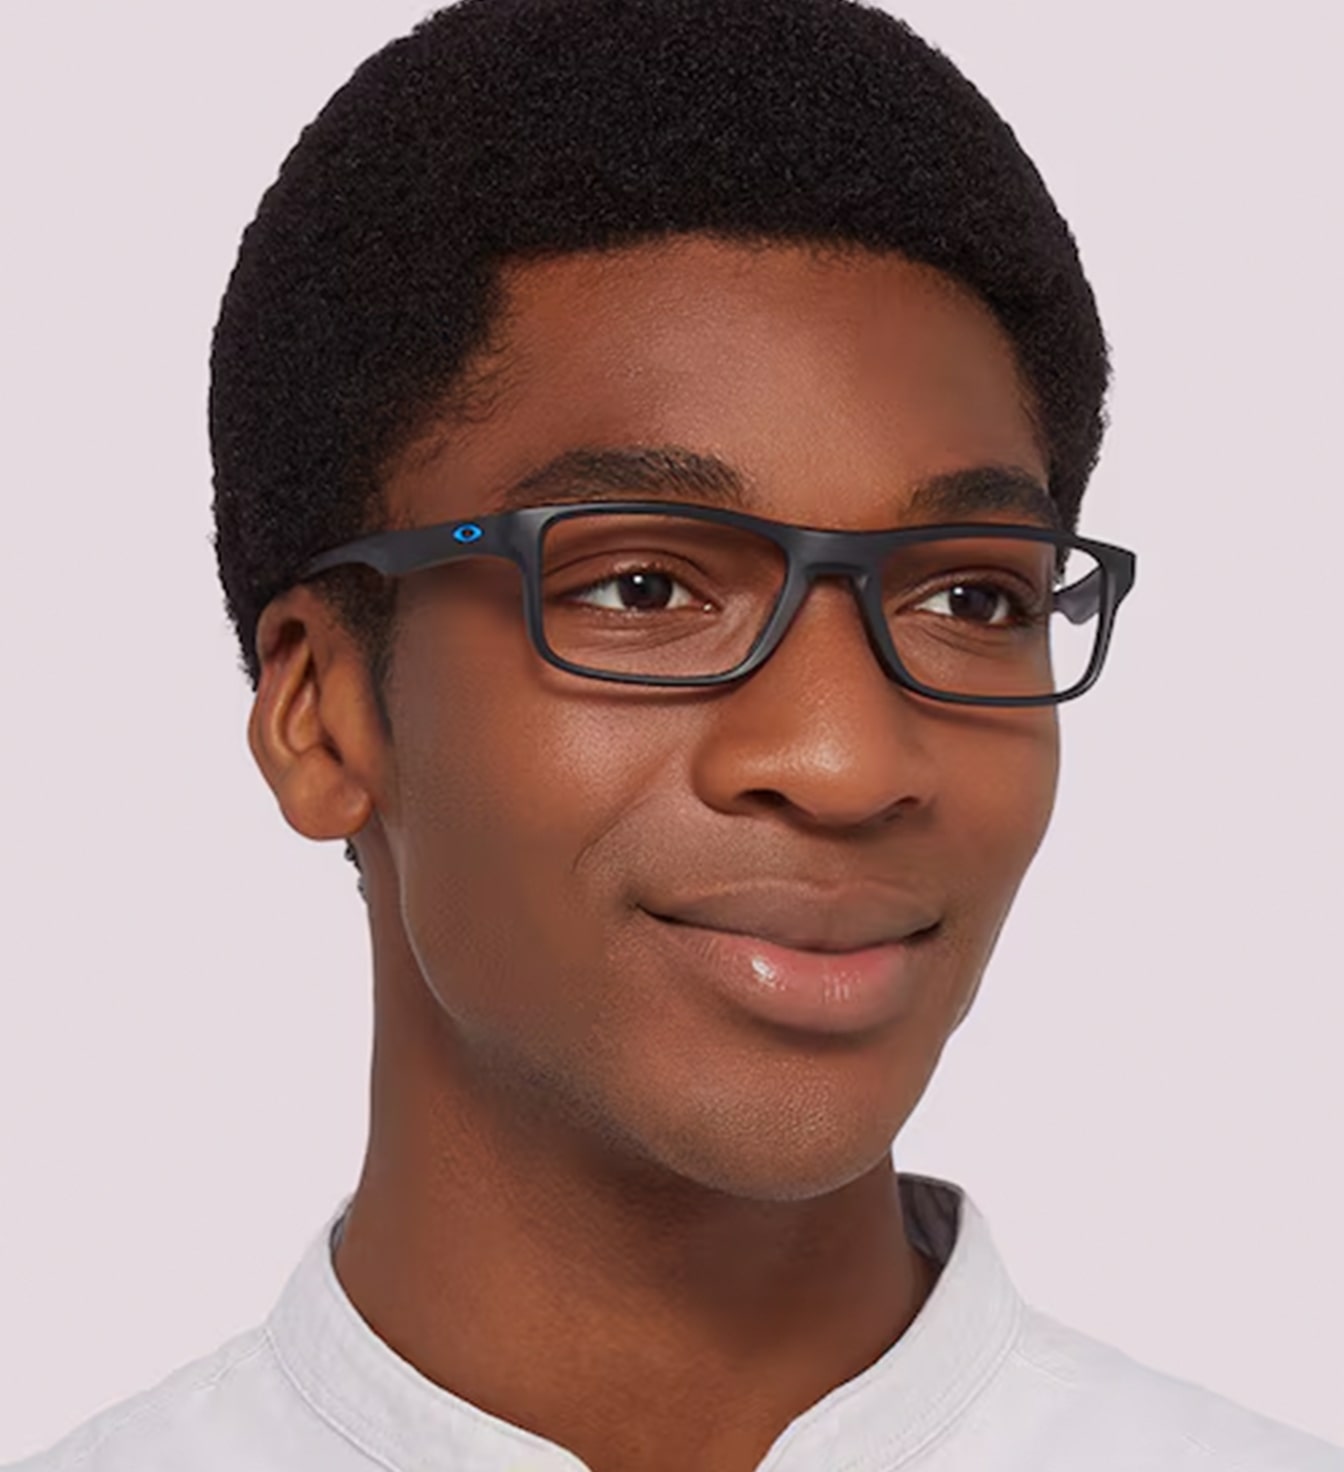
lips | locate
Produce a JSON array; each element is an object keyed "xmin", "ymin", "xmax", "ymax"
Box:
[
  {"xmin": 642, "ymin": 910, "xmax": 938, "ymax": 1034},
  {"xmin": 644, "ymin": 881, "xmax": 941, "ymax": 954}
]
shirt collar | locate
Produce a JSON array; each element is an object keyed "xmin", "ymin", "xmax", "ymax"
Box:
[{"xmin": 265, "ymin": 1173, "xmax": 1024, "ymax": 1472}]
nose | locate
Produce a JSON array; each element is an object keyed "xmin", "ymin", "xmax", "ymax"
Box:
[
  {"xmin": 755, "ymin": 567, "xmax": 897, "ymax": 690},
  {"xmin": 693, "ymin": 572, "xmax": 938, "ymax": 830}
]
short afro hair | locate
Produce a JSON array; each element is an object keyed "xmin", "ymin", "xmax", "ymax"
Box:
[{"xmin": 210, "ymin": 0, "xmax": 1108, "ymax": 723}]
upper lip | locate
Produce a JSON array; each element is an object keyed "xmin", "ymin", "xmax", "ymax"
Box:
[{"xmin": 644, "ymin": 882, "xmax": 941, "ymax": 953}]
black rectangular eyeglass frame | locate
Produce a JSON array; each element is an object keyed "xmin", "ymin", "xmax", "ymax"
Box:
[{"xmin": 294, "ymin": 500, "xmax": 1138, "ymax": 707}]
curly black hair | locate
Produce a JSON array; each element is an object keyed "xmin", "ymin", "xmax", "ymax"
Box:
[{"xmin": 209, "ymin": 0, "xmax": 1109, "ymax": 879}]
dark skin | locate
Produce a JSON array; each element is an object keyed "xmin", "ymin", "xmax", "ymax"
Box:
[{"xmin": 249, "ymin": 235, "xmax": 1059, "ymax": 1472}]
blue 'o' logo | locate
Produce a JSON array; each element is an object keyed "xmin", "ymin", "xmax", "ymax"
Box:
[{"xmin": 453, "ymin": 522, "xmax": 483, "ymax": 543}]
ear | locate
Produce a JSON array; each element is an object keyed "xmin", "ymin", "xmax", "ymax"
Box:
[{"xmin": 247, "ymin": 586, "xmax": 388, "ymax": 845}]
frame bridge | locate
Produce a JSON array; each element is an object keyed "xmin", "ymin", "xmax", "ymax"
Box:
[{"xmin": 800, "ymin": 561, "xmax": 873, "ymax": 581}]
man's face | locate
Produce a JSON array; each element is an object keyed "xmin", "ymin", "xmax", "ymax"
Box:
[{"xmin": 366, "ymin": 236, "xmax": 1058, "ymax": 1200}]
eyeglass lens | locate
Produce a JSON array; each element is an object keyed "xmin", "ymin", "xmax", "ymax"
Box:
[{"xmin": 538, "ymin": 511, "xmax": 1102, "ymax": 697}]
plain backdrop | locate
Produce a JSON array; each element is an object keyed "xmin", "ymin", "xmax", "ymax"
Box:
[{"xmin": 2, "ymin": 0, "xmax": 1341, "ymax": 1460}]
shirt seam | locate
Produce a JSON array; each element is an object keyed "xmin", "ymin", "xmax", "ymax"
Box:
[
  {"xmin": 1009, "ymin": 1346, "xmax": 1266, "ymax": 1467},
  {"xmin": 39, "ymin": 1332, "xmax": 270, "ymax": 1470},
  {"xmin": 1006, "ymin": 1340, "xmax": 1080, "ymax": 1389},
  {"xmin": 263, "ymin": 1322, "xmax": 407, "ymax": 1472},
  {"xmin": 828, "ymin": 1284, "xmax": 1027, "ymax": 1472}
]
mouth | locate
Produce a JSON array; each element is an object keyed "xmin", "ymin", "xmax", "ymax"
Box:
[
  {"xmin": 648, "ymin": 912, "xmax": 941, "ymax": 954},
  {"xmin": 641, "ymin": 910, "xmax": 941, "ymax": 1035}
]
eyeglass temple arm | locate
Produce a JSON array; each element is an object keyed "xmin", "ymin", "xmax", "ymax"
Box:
[{"xmin": 295, "ymin": 523, "xmax": 477, "ymax": 579}]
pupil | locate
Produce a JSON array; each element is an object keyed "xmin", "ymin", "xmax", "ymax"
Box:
[
  {"xmin": 621, "ymin": 571, "xmax": 672, "ymax": 611},
  {"xmin": 948, "ymin": 584, "xmax": 999, "ymax": 622}
]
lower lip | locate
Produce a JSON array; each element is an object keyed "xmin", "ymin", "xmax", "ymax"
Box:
[{"xmin": 642, "ymin": 911, "xmax": 939, "ymax": 1035}]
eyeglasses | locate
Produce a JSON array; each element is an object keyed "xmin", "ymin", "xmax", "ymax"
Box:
[{"xmin": 294, "ymin": 500, "xmax": 1138, "ymax": 707}]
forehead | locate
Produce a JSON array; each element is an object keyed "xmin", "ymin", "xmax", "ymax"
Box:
[{"xmin": 388, "ymin": 235, "xmax": 1048, "ymax": 526}]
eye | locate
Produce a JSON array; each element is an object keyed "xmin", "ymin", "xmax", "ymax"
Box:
[
  {"xmin": 565, "ymin": 564, "xmax": 710, "ymax": 614},
  {"xmin": 910, "ymin": 579, "xmax": 1037, "ymax": 626}
]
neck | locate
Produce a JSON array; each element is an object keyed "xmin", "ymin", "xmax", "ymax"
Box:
[{"xmin": 332, "ymin": 936, "xmax": 939, "ymax": 1472}]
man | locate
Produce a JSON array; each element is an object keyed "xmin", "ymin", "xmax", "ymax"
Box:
[{"xmin": 10, "ymin": 1, "xmax": 1340, "ymax": 1469}]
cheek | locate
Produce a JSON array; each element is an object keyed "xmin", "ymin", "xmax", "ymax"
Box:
[
  {"xmin": 921, "ymin": 715, "xmax": 1059, "ymax": 1029},
  {"xmin": 384, "ymin": 606, "xmax": 655, "ymax": 1029},
  {"xmin": 953, "ymin": 712, "xmax": 1059, "ymax": 913}
]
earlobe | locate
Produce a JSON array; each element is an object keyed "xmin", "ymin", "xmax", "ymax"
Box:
[{"xmin": 248, "ymin": 592, "xmax": 378, "ymax": 844}]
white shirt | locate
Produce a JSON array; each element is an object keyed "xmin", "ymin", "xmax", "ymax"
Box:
[{"xmin": 8, "ymin": 1174, "xmax": 1342, "ymax": 1471}]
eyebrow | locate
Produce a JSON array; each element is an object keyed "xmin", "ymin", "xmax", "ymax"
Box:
[{"xmin": 484, "ymin": 445, "xmax": 1063, "ymax": 531}]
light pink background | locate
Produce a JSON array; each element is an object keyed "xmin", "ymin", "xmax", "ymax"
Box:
[{"xmin": 2, "ymin": 1, "xmax": 1340, "ymax": 1458}]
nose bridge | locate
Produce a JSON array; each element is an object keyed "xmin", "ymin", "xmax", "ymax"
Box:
[
  {"xmin": 791, "ymin": 523, "xmax": 882, "ymax": 632},
  {"xmin": 768, "ymin": 545, "xmax": 887, "ymax": 679},
  {"xmin": 796, "ymin": 561, "xmax": 874, "ymax": 632}
]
